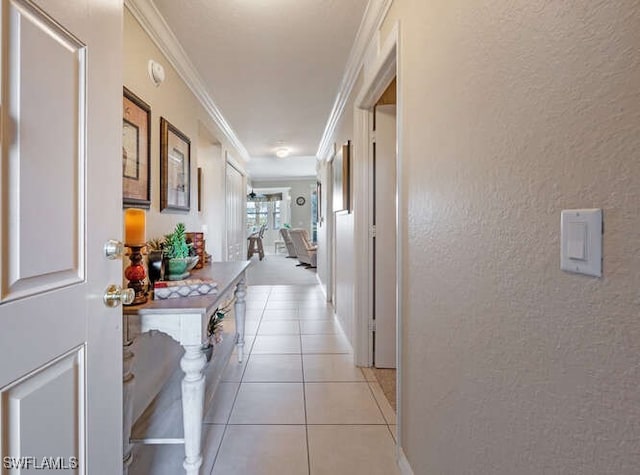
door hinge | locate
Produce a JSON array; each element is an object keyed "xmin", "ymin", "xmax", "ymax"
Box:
[
  {"xmin": 368, "ymin": 320, "xmax": 376, "ymax": 332},
  {"xmin": 370, "ymin": 131, "xmax": 376, "ymax": 143},
  {"xmin": 369, "ymin": 225, "xmax": 376, "ymax": 238}
]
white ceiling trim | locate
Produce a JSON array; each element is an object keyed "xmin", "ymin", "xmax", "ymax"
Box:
[
  {"xmin": 315, "ymin": 0, "xmax": 394, "ymax": 161},
  {"xmin": 252, "ymin": 176, "xmax": 317, "ymax": 183},
  {"xmin": 124, "ymin": 0, "xmax": 251, "ymax": 163},
  {"xmin": 225, "ymin": 151, "xmax": 246, "ymax": 177}
]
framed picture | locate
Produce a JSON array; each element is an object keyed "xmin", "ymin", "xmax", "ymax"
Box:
[
  {"xmin": 122, "ymin": 87, "xmax": 151, "ymax": 208},
  {"xmin": 332, "ymin": 140, "xmax": 351, "ymax": 212},
  {"xmin": 160, "ymin": 117, "xmax": 191, "ymax": 212}
]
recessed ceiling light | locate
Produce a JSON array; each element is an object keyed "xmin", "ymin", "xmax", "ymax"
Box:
[{"xmin": 275, "ymin": 147, "xmax": 290, "ymax": 158}]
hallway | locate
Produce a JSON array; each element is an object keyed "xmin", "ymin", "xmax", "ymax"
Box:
[
  {"xmin": 245, "ymin": 253, "xmax": 319, "ymax": 286},
  {"xmin": 131, "ymin": 283, "xmax": 398, "ymax": 474}
]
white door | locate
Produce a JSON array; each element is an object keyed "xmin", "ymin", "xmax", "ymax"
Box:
[
  {"xmin": 373, "ymin": 104, "xmax": 397, "ymax": 368},
  {"xmin": 225, "ymin": 162, "xmax": 245, "ymax": 260},
  {"xmin": 0, "ymin": 0, "xmax": 122, "ymax": 472}
]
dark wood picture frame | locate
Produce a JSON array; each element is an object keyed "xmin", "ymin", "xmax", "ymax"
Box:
[
  {"xmin": 333, "ymin": 140, "xmax": 351, "ymax": 212},
  {"xmin": 160, "ymin": 117, "xmax": 191, "ymax": 212},
  {"xmin": 122, "ymin": 87, "xmax": 151, "ymax": 208}
]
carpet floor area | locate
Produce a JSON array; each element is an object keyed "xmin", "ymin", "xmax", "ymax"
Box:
[
  {"xmin": 372, "ymin": 367, "xmax": 396, "ymax": 411},
  {"xmin": 246, "ymin": 253, "xmax": 318, "ymax": 286}
]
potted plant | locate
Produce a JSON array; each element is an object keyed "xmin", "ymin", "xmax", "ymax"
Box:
[
  {"xmin": 163, "ymin": 223, "xmax": 192, "ymax": 280},
  {"xmin": 202, "ymin": 299, "xmax": 234, "ymax": 361}
]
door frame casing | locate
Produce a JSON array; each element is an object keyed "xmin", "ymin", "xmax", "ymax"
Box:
[
  {"xmin": 224, "ymin": 155, "xmax": 246, "ymax": 261},
  {"xmin": 354, "ymin": 21, "xmax": 399, "ymax": 365},
  {"xmin": 372, "ymin": 103, "xmax": 397, "ymax": 368},
  {"xmin": 352, "ymin": 19, "xmax": 403, "ymax": 440}
]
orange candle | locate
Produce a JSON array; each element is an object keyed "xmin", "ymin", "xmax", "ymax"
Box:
[{"xmin": 124, "ymin": 208, "xmax": 146, "ymax": 245}]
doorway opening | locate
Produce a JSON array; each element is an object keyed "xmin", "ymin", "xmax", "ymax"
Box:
[
  {"xmin": 246, "ymin": 188, "xmax": 290, "ymax": 254},
  {"xmin": 371, "ymin": 80, "xmax": 397, "ymax": 409},
  {"xmin": 352, "ymin": 21, "xmax": 402, "ymax": 445}
]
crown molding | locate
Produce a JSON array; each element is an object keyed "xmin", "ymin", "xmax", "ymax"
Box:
[
  {"xmin": 251, "ymin": 175, "xmax": 317, "ymax": 183},
  {"xmin": 225, "ymin": 150, "xmax": 247, "ymax": 177},
  {"xmin": 316, "ymin": 0, "xmax": 394, "ymax": 161},
  {"xmin": 124, "ymin": 0, "xmax": 251, "ymax": 163},
  {"xmin": 251, "ymin": 155, "xmax": 318, "ymax": 161}
]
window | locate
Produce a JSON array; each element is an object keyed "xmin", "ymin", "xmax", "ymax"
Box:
[
  {"xmin": 247, "ymin": 200, "xmax": 281, "ymax": 232},
  {"xmin": 246, "ymin": 201, "xmax": 268, "ymax": 233},
  {"xmin": 272, "ymin": 201, "xmax": 281, "ymax": 230}
]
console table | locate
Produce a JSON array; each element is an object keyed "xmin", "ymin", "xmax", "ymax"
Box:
[{"xmin": 122, "ymin": 261, "xmax": 250, "ymax": 475}]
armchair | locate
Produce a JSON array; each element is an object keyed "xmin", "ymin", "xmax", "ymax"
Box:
[
  {"xmin": 279, "ymin": 228, "xmax": 297, "ymax": 258},
  {"xmin": 288, "ymin": 229, "xmax": 317, "ymax": 268}
]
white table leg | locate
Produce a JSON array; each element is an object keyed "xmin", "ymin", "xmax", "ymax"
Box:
[
  {"xmin": 234, "ymin": 278, "xmax": 247, "ymax": 363},
  {"xmin": 122, "ymin": 339, "xmax": 135, "ymax": 474},
  {"xmin": 180, "ymin": 345, "xmax": 206, "ymax": 475}
]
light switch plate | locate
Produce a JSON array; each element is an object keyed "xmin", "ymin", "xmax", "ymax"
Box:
[{"xmin": 561, "ymin": 209, "xmax": 602, "ymax": 277}]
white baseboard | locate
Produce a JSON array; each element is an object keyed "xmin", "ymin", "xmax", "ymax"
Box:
[
  {"xmin": 398, "ymin": 447, "xmax": 414, "ymax": 475},
  {"xmin": 316, "ymin": 274, "xmax": 328, "ymax": 300}
]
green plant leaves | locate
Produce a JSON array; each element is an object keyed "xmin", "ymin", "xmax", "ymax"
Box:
[{"xmin": 165, "ymin": 222, "xmax": 190, "ymax": 259}]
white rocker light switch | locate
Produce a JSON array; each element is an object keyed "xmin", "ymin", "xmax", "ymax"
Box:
[{"xmin": 561, "ymin": 209, "xmax": 602, "ymax": 277}]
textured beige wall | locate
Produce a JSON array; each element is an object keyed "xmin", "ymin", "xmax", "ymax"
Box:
[
  {"xmin": 383, "ymin": 0, "xmax": 640, "ymax": 473},
  {"xmin": 315, "ymin": 70, "xmax": 361, "ymax": 337},
  {"xmin": 196, "ymin": 136, "xmax": 225, "ymax": 261},
  {"xmin": 124, "ymin": 9, "xmax": 239, "ymax": 242},
  {"xmin": 316, "ymin": 160, "xmax": 329, "ymax": 291},
  {"xmin": 326, "ymin": 69, "xmax": 363, "ymax": 346},
  {"xmin": 124, "ymin": 8, "xmax": 236, "ymax": 420},
  {"xmin": 124, "ymin": 9, "xmax": 200, "ymax": 239}
]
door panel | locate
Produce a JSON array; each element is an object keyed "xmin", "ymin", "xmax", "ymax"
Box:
[
  {"xmin": 0, "ymin": 0, "xmax": 122, "ymax": 472},
  {"xmin": 225, "ymin": 162, "xmax": 244, "ymax": 261},
  {"xmin": 373, "ymin": 104, "xmax": 397, "ymax": 368},
  {"xmin": 3, "ymin": 0, "xmax": 85, "ymax": 301},
  {"xmin": 2, "ymin": 348, "xmax": 84, "ymax": 471}
]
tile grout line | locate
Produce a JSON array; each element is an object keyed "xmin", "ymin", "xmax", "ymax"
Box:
[
  {"xmin": 209, "ymin": 288, "xmax": 267, "ymax": 474},
  {"xmin": 365, "ymin": 377, "xmax": 395, "ymax": 430},
  {"xmin": 221, "ymin": 422, "xmax": 388, "ymax": 426},
  {"xmin": 213, "ymin": 285, "xmax": 370, "ymax": 474},
  {"xmin": 299, "ymin": 315, "xmax": 312, "ymax": 475},
  {"xmin": 208, "ymin": 348, "xmax": 250, "ymax": 472}
]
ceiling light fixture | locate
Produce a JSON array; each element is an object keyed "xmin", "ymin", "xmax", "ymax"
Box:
[{"xmin": 275, "ymin": 147, "xmax": 290, "ymax": 158}]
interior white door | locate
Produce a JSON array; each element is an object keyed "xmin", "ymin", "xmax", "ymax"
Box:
[
  {"xmin": 225, "ymin": 162, "xmax": 245, "ymax": 261},
  {"xmin": 0, "ymin": 0, "xmax": 123, "ymax": 472},
  {"xmin": 373, "ymin": 104, "xmax": 397, "ymax": 368}
]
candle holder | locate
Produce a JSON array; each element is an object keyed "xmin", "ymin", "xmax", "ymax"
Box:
[{"xmin": 124, "ymin": 244, "xmax": 148, "ymax": 305}]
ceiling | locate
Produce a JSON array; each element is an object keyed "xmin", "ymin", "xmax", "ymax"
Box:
[{"xmin": 152, "ymin": 0, "xmax": 369, "ymax": 180}]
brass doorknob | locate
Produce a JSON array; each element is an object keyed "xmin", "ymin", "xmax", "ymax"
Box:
[{"xmin": 103, "ymin": 284, "xmax": 135, "ymax": 307}]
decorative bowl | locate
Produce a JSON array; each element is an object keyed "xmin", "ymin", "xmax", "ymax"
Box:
[
  {"xmin": 186, "ymin": 255, "xmax": 200, "ymax": 272},
  {"xmin": 166, "ymin": 257, "xmax": 189, "ymax": 280}
]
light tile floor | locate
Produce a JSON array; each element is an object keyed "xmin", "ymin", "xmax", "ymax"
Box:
[
  {"xmin": 130, "ymin": 283, "xmax": 399, "ymax": 475},
  {"xmin": 209, "ymin": 284, "xmax": 399, "ymax": 475}
]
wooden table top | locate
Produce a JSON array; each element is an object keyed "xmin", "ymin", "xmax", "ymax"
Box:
[{"xmin": 122, "ymin": 261, "xmax": 250, "ymax": 316}]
